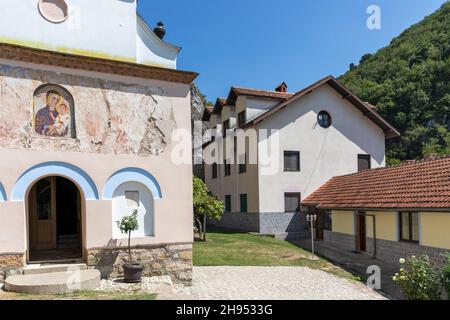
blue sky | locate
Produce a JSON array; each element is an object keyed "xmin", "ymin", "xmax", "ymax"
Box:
[{"xmin": 138, "ymin": 0, "xmax": 448, "ymax": 102}]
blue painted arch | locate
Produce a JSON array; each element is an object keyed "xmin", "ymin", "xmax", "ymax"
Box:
[
  {"xmin": 103, "ymin": 168, "xmax": 162, "ymax": 200},
  {"xmin": 11, "ymin": 162, "xmax": 99, "ymax": 202},
  {"xmin": 0, "ymin": 183, "xmax": 6, "ymax": 202}
]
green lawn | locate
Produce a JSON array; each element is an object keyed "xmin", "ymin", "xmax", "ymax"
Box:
[{"xmin": 194, "ymin": 230, "xmax": 360, "ymax": 281}]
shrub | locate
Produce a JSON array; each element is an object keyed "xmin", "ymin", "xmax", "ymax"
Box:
[
  {"xmin": 116, "ymin": 209, "xmax": 139, "ymax": 264},
  {"xmin": 444, "ymin": 253, "xmax": 450, "ymax": 298},
  {"xmin": 393, "ymin": 255, "xmax": 443, "ymax": 300}
]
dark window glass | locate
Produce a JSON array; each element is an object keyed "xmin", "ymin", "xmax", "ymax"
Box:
[
  {"xmin": 36, "ymin": 179, "xmax": 52, "ymax": 220},
  {"xmin": 225, "ymin": 195, "xmax": 232, "ymax": 213},
  {"xmin": 212, "ymin": 163, "xmax": 218, "ymax": 179},
  {"xmin": 284, "ymin": 151, "xmax": 300, "ymax": 172},
  {"xmin": 222, "ymin": 120, "xmax": 230, "ymax": 137},
  {"xmin": 239, "ymin": 153, "xmax": 247, "ymax": 174},
  {"xmin": 318, "ymin": 111, "xmax": 332, "ymax": 128},
  {"xmin": 358, "ymin": 154, "xmax": 371, "ymax": 172},
  {"xmin": 238, "ymin": 111, "xmax": 246, "ymax": 127},
  {"xmin": 240, "ymin": 194, "xmax": 248, "ymax": 213},
  {"xmin": 284, "ymin": 193, "xmax": 301, "ymax": 212},
  {"xmin": 399, "ymin": 212, "xmax": 419, "ymax": 243},
  {"xmin": 224, "ymin": 160, "xmax": 231, "ymax": 176}
]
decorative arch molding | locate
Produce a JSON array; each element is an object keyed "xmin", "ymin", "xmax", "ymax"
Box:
[
  {"xmin": 103, "ymin": 168, "xmax": 163, "ymax": 200},
  {"xmin": 0, "ymin": 183, "xmax": 6, "ymax": 202},
  {"xmin": 11, "ymin": 162, "xmax": 99, "ymax": 202}
]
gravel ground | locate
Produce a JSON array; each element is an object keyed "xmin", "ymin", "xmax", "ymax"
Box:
[
  {"xmin": 1, "ymin": 267, "xmax": 386, "ymax": 300},
  {"xmin": 175, "ymin": 267, "xmax": 387, "ymax": 300}
]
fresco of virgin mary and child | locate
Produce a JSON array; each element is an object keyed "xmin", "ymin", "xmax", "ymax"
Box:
[{"xmin": 34, "ymin": 89, "xmax": 72, "ymax": 138}]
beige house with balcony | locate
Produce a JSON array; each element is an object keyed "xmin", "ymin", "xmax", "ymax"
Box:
[{"xmin": 203, "ymin": 76, "xmax": 399, "ymax": 239}]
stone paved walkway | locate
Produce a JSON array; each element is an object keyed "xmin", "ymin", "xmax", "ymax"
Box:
[
  {"xmin": 294, "ymin": 240, "xmax": 404, "ymax": 299},
  {"xmin": 174, "ymin": 267, "xmax": 386, "ymax": 300}
]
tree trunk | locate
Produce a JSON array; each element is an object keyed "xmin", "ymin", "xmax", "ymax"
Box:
[
  {"xmin": 203, "ymin": 213, "xmax": 207, "ymax": 241},
  {"xmin": 128, "ymin": 230, "xmax": 132, "ymax": 264}
]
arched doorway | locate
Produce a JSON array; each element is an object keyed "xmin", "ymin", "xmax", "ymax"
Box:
[{"xmin": 28, "ymin": 176, "xmax": 83, "ymax": 262}]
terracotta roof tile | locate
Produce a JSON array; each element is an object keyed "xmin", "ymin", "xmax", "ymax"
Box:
[
  {"xmin": 303, "ymin": 156, "xmax": 450, "ymax": 210},
  {"xmin": 230, "ymin": 87, "xmax": 293, "ymax": 101}
]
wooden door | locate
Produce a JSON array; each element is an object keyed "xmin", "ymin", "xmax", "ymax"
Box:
[
  {"xmin": 30, "ymin": 177, "xmax": 57, "ymax": 251},
  {"xmin": 355, "ymin": 213, "xmax": 366, "ymax": 252}
]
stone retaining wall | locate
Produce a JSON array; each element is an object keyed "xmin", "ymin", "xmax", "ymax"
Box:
[
  {"xmin": 87, "ymin": 244, "xmax": 193, "ymax": 285},
  {"xmin": 209, "ymin": 213, "xmax": 259, "ymax": 232},
  {"xmin": 323, "ymin": 231, "xmax": 449, "ymax": 266},
  {"xmin": 209, "ymin": 212, "xmax": 310, "ymax": 240},
  {"xmin": 0, "ymin": 254, "xmax": 25, "ymax": 283},
  {"xmin": 366, "ymin": 238, "xmax": 449, "ymax": 266}
]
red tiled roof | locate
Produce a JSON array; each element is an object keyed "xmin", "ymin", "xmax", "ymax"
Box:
[
  {"xmin": 303, "ymin": 156, "xmax": 450, "ymax": 210},
  {"xmin": 227, "ymin": 87, "xmax": 293, "ymax": 104}
]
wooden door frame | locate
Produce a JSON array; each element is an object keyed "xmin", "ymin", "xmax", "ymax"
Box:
[
  {"xmin": 26, "ymin": 175, "xmax": 86, "ymax": 264},
  {"xmin": 355, "ymin": 212, "xmax": 367, "ymax": 252}
]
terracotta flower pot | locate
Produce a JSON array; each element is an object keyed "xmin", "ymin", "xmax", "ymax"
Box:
[{"xmin": 123, "ymin": 263, "xmax": 144, "ymax": 283}]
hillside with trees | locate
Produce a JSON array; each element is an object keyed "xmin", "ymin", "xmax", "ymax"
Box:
[{"xmin": 339, "ymin": 2, "xmax": 450, "ymax": 164}]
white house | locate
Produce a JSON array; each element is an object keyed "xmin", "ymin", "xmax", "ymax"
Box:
[{"xmin": 203, "ymin": 76, "xmax": 399, "ymax": 239}]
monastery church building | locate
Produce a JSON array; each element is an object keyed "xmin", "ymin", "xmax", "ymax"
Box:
[{"xmin": 0, "ymin": 0, "xmax": 197, "ymax": 284}]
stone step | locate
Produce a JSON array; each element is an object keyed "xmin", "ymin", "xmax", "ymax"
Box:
[
  {"xmin": 5, "ymin": 269, "xmax": 101, "ymax": 295},
  {"xmin": 23, "ymin": 263, "xmax": 87, "ymax": 275}
]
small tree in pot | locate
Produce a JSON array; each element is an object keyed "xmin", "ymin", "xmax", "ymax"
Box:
[{"xmin": 116, "ymin": 209, "xmax": 143, "ymax": 283}]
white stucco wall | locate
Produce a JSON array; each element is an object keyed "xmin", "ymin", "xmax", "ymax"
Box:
[
  {"xmin": 257, "ymin": 84, "xmax": 386, "ymax": 213},
  {"xmin": 136, "ymin": 16, "xmax": 180, "ymax": 69},
  {"xmin": 0, "ymin": 0, "xmax": 137, "ymax": 61},
  {"xmin": 112, "ymin": 181, "xmax": 154, "ymax": 239},
  {"xmin": 235, "ymin": 96, "xmax": 280, "ymax": 124},
  {"xmin": 0, "ymin": 0, "xmax": 179, "ymax": 68}
]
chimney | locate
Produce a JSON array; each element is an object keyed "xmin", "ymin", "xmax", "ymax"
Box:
[
  {"xmin": 153, "ymin": 22, "xmax": 166, "ymax": 40},
  {"xmin": 275, "ymin": 82, "xmax": 288, "ymax": 93}
]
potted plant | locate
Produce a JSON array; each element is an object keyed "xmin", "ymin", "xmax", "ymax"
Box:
[{"xmin": 116, "ymin": 209, "xmax": 143, "ymax": 283}]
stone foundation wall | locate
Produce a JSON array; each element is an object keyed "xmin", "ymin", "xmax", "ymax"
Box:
[
  {"xmin": 209, "ymin": 213, "xmax": 260, "ymax": 232},
  {"xmin": 87, "ymin": 244, "xmax": 192, "ymax": 285},
  {"xmin": 323, "ymin": 231, "xmax": 355, "ymax": 252},
  {"xmin": 0, "ymin": 254, "xmax": 25, "ymax": 283},
  {"xmin": 323, "ymin": 231, "xmax": 450, "ymax": 266},
  {"xmin": 209, "ymin": 212, "xmax": 310, "ymax": 240},
  {"xmin": 366, "ymin": 238, "xmax": 449, "ymax": 266}
]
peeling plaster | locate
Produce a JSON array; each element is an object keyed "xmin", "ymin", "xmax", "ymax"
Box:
[{"xmin": 0, "ymin": 64, "xmax": 176, "ymax": 157}]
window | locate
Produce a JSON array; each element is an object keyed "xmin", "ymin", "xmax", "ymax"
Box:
[
  {"xmin": 317, "ymin": 111, "xmax": 332, "ymax": 128},
  {"xmin": 239, "ymin": 153, "xmax": 247, "ymax": 174},
  {"xmin": 225, "ymin": 195, "xmax": 232, "ymax": 213},
  {"xmin": 224, "ymin": 161, "xmax": 231, "ymax": 176},
  {"xmin": 222, "ymin": 120, "xmax": 230, "ymax": 137},
  {"xmin": 125, "ymin": 191, "xmax": 140, "ymax": 207},
  {"xmin": 240, "ymin": 194, "xmax": 248, "ymax": 213},
  {"xmin": 238, "ymin": 111, "xmax": 246, "ymax": 127},
  {"xmin": 284, "ymin": 193, "xmax": 301, "ymax": 212},
  {"xmin": 358, "ymin": 154, "xmax": 371, "ymax": 172},
  {"xmin": 38, "ymin": 0, "xmax": 69, "ymax": 24},
  {"xmin": 284, "ymin": 151, "xmax": 300, "ymax": 172},
  {"xmin": 212, "ymin": 163, "xmax": 218, "ymax": 179},
  {"xmin": 399, "ymin": 212, "xmax": 419, "ymax": 243}
]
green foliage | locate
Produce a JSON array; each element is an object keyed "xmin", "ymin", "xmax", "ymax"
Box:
[
  {"xmin": 339, "ymin": 2, "xmax": 450, "ymax": 163},
  {"xmin": 193, "ymin": 176, "xmax": 224, "ymax": 220},
  {"xmin": 444, "ymin": 253, "xmax": 450, "ymax": 298},
  {"xmin": 116, "ymin": 209, "xmax": 139, "ymax": 264},
  {"xmin": 393, "ymin": 255, "xmax": 444, "ymax": 300},
  {"xmin": 116, "ymin": 209, "xmax": 139, "ymax": 235}
]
